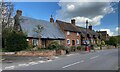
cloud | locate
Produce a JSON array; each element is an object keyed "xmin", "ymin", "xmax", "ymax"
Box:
[
  {"xmin": 115, "ymin": 27, "xmax": 120, "ymax": 32},
  {"xmin": 100, "ymin": 29, "xmax": 114, "ymax": 36},
  {"xmin": 56, "ymin": 0, "xmax": 115, "ymax": 27},
  {"xmin": 99, "ymin": 27, "xmax": 120, "ymax": 36},
  {"xmin": 114, "ymin": 27, "xmax": 120, "ymax": 36}
]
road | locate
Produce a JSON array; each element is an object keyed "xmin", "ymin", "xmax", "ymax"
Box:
[{"xmin": 2, "ymin": 48, "xmax": 119, "ymax": 71}]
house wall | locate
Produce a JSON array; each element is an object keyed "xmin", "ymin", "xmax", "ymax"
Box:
[
  {"xmin": 27, "ymin": 38, "xmax": 64, "ymax": 48},
  {"xmin": 45, "ymin": 40, "xmax": 64, "ymax": 47},
  {"xmin": 64, "ymin": 31, "xmax": 81, "ymax": 47}
]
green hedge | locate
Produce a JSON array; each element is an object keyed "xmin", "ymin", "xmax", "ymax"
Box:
[{"xmin": 3, "ymin": 31, "xmax": 28, "ymax": 52}]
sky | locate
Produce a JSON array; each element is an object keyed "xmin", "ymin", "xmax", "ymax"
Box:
[{"xmin": 13, "ymin": 1, "xmax": 119, "ymax": 36}]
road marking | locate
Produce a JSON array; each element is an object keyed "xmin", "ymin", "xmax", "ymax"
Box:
[
  {"xmin": 46, "ymin": 60, "xmax": 52, "ymax": 62},
  {"xmin": 55, "ymin": 57, "xmax": 59, "ymax": 59},
  {"xmin": 29, "ymin": 62, "xmax": 38, "ymax": 65},
  {"xmin": 38, "ymin": 61, "xmax": 45, "ymax": 63},
  {"xmin": 66, "ymin": 54, "xmax": 74, "ymax": 56},
  {"xmin": 5, "ymin": 66, "xmax": 15, "ymax": 70},
  {"xmin": 90, "ymin": 55, "xmax": 99, "ymax": 60},
  {"xmin": 62, "ymin": 60, "xmax": 84, "ymax": 68},
  {"xmin": 39, "ymin": 57, "xmax": 42, "ymax": 58},
  {"xmin": 18, "ymin": 63, "xmax": 29, "ymax": 67}
]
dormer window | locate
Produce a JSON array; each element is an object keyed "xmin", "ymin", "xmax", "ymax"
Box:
[
  {"xmin": 77, "ymin": 32, "xmax": 79, "ymax": 36},
  {"xmin": 67, "ymin": 31, "xmax": 70, "ymax": 35}
]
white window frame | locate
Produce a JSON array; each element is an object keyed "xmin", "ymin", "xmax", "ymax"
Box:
[
  {"xmin": 76, "ymin": 39, "xmax": 79, "ymax": 45},
  {"xmin": 67, "ymin": 39, "xmax": 70, "ymax": 45},
  {"xmin": 32, "ymin": 39, "xmax": 38, "ymax": 46},
  {"xmin": 67, "ymin": 31, "xmax": 70, "ymax": 35},
  {"xmin": 76, "ymin": 32, "xmax": 79, "ymax": 36}
]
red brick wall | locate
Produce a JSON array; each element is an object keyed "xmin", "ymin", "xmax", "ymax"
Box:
[
  {"xmin": 64, "ymin": 31, "xmax": 81, "ymax": 47},
  {"xmin": 28, "ymin": 38, "xmax": 33, "ymax": 45}
]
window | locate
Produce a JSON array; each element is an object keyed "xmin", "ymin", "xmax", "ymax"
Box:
[
  {"xmin": 77, "ymin": 32, "xmax": 79, "ymax": 36},
  {"xmin": 76, "ymin": 39, "xmax": 79, "ymax": 44},
  {"xmin": 67, "ymin": 39, "xmax": 70, "ymax": 45},
  {"xmin": 67, "ymin": 31, "xmax": 70, "ymax": 35},
  {"xmin": 32, "ymin": 39, "xmax": 38, "ymax": 46}
]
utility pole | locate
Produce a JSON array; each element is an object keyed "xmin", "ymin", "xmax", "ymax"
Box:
[
  {"xmin": 86, "ymin": 20, "xmax": 88, "ymax": 43},
  {"xmin": 85, "ymin": 20, "xmax": 89, "ymax": 52}
]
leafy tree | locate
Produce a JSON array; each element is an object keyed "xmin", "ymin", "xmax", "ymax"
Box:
[
  {"xmin": 105, "ymin": 36, "xmax": 118, "ymax": 47},
  {"xmin": 3, "ymin": 31, "xmax": 28, "ymax": 52},
  {"xmin": 33, "ymin": 25, "xmax": 44, "ymax": 48},
  {"xmin": 101, "ymin": 40, "xmax": 105, "ymax": 46}
]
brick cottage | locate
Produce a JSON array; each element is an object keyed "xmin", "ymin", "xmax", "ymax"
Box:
[{"xmin": 13, "ymin": 10, "xmax": 102, "ymax": 49}]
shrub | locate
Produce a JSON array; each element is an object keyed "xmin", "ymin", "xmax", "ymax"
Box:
[
  {"xmin": 77, "ymin": 46, "xmax": 81, "ymax": 50},
  {"xmin": 57, "ymin": 45, "xmax": 66, "ymax": 50},
  {"xmin": 4, "ymin": 31, "xmax": 28, "ymax": 52},
  {"xmin": 70, "ymin": 46, "xmax": 76, "ymax": 52},
  {"xmin": 65, "ymin": 46, "xmax": 70, "ymax": 54},
  {"xmin": 81, "ymin": 45, "xmax": 85, "ymax": 51},
  {"xmin": 48, "ymin": 41, "xmax": 59, "ymax": 50}
]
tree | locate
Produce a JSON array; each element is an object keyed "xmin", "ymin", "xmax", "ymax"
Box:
[
  {"xmin": 4, "ymin": 31, "xmax": 28, "ymax": 52},
  {"xmin": 105, "ymin": 36, "xmax": 118, "ymax": 47},
  {"xmin": 33, "ymin": 25, "xmax": 44, "ymax": 48},
  {"xmin": 0, "ymin": 2, "xmax": 14, "ymax": 30},
  {"xmin": 101, "ymin": 40, "xmax": 105, "ymax": 46}
]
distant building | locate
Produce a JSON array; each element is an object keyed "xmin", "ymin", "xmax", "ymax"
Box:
[
  {"xmin": 96, "ymin": 31, "xmax": 109, "ymax": 40},
  {"xmin": 52, "ymin": 17, "xmax": 99, "ymax": 46},
  {"xmin": 55, "ymin": 19, "xmax": 81, "ymax": 47}
]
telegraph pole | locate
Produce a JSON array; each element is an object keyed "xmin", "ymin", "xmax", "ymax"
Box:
[
  {"xmin": 85, "ymin": 20, "xmax": 89, "ymax": 52},
  {"xmin": 86, "ymin": 20, "xmax": 88, "ymax": 44}
]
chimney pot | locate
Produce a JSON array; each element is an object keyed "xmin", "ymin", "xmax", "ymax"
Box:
[
  {"xmin": 89, "ymin": 24, "xmax": 92, "ymax": 30},
  {"xmin": 50, "ymin": 15, "xmax": 54, "ymax": 23},
  {"xmin": 71, "ymin": 19, "xmax": 75, "ymax": 25},
  {"xmin": 16, "ymin": 10, "xmax": 22, "ymax": 16}
]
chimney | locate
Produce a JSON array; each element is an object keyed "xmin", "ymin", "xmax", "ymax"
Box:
[
  {"xmin": 89, "ymin": 24, "xmax": 92, "ymax": 30},
  {"xmin": 50, "ymin": 15, "xmax": 54, "ymax": 23},
  {"xmin": 71, "ymin": 19, "xmax": 75, "ymax": 25},
  {"xmin": 16, "ymin": 10, "xmax": 22, "ymax": 16}
]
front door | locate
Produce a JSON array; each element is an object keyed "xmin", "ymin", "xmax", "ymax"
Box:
[
  {"xmin": 42, "ymin": 40, "xmax": 46, "ymax": 48},
  {"xmin": 72, "ymin": 40, "xmax": 75, "ymax": 45}
]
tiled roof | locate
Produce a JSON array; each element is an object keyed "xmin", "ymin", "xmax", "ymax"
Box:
[
  {"xmin": 56, "ymin": 20, "xmax": 98, "ymax": 37},
  {"xmin": 56, "ymin": 20, "xmax": 81, "ymax": 32},
  {"xmin": 77, "ymin": 26, "xmax": 98, "ymax": 37},
  {"xmin": 19, "ymin": 16, "xmax": 65, "ymax": 39}
]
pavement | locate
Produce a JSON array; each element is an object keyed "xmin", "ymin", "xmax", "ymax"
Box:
[{"xmin": 1, "ymin": 48, "xmax": 119, "ymax": 71}]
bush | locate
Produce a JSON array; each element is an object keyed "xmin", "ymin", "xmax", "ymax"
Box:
[
  {"xmin": 48, "ymin": 41, "xmax": 59, "ymax": 50},
  {"xmin": 81, "ymin": 45, "xmax": 85, "ymax": 51},
  {"xmin": 57, "ymin": 45, "xmax": 66, "ymax": 50},
  {"xmin": 4, "ymin": 31, "xmax": 28, "ymax": 52},
  {"xmin": 65, "ymin": 46, "xmax": 70, "ymax": 54},
  {"xmin": 70, "ymin": 46, "xmax": 76, "ymax": 52},
  {"xmin": 77, "ymin": 46, "xmax": 81, "ymax": 50}
]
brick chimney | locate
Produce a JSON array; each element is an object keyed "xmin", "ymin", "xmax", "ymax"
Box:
[
  {"xmin": 89, "ymin": 24, "xmax": 92, "ymax": 30},
  {"xmin": 71, "ymin": 19, "xmax": 75, "ymax": 25},
  {"xmin": 50, "ymin": 15, "xmax": 54, "ymax": 23},
  {"xmin": 16, "ymin": 10, "xmax": 22, "ymax": 16}
]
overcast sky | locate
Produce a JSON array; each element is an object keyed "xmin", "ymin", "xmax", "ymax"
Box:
[{"xmin": 14, "ymin": 0, "xmax": 119, "ymax": 36}]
